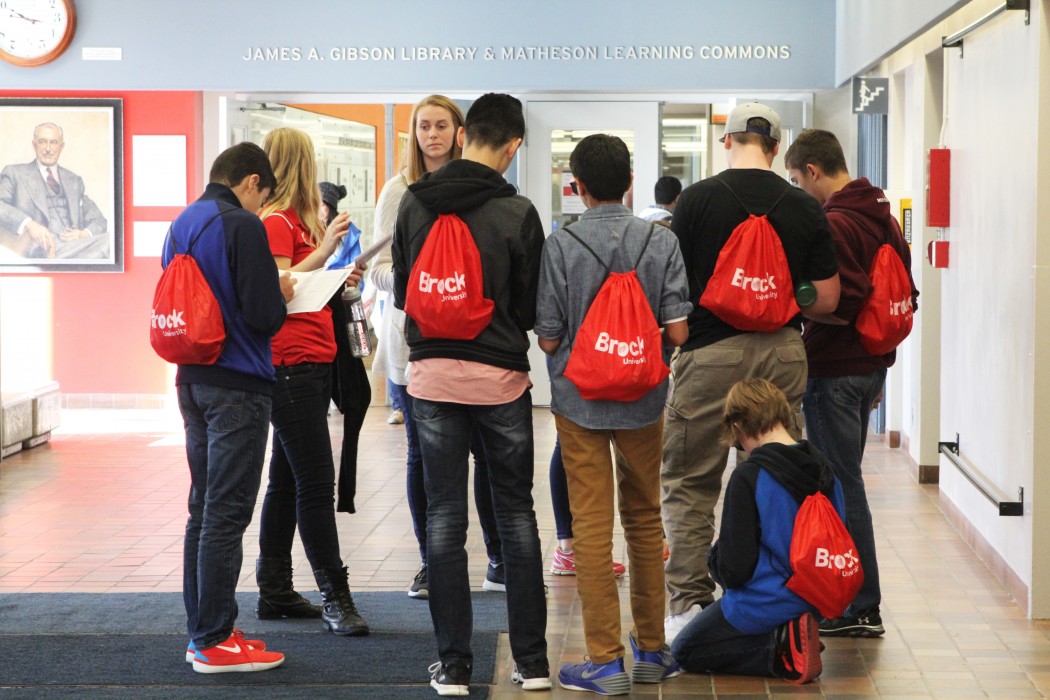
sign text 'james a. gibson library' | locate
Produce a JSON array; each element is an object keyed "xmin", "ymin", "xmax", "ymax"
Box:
[{"xmin": 243, "ymin": 43, "xmax": 795, "ymax": 64}]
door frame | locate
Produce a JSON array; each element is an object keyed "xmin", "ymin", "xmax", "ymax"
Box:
[{"xmin": 519, "ymin": 99, "xmax": 661, "ymax": 405}]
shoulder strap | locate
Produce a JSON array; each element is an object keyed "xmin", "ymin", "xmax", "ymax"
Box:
[
  {"xmin": 633, "ymin": 222, "xmax": 657, "ymax": 269},
  {"xmin": 187, "ymin": 208, "xmax": 233, "ymax": 255},
  {"xmin": 563, "ymin": 221, "xmax": 657, "ymax": 273},
  {"xmin": 170, "ymin": 206, "xmax": 233, "ymax": 257},
  {"xmin": 562, "ymin": 225, "xmax": 610, "ymax": 274},
  {"xmin": 715, "ymin": 177, "xmax": 791, "ymax": 218},
  {"xmin": 825, "ymin": 207, "xmax": 893, "ymax": 246}
]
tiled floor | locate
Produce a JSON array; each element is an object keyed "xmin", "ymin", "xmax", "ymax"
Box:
[{"xmin": 2, "ymin": 406, "xmax": 1050, "ymax": 697}]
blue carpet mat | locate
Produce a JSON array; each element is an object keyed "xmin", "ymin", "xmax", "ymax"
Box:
[
  {"xmin": 2, "ymin": 687, "xmax": 488, "ymax": 699},
  {"xmin": 0, "ymin": 591, "xmax": 506, "ymax": 696}
]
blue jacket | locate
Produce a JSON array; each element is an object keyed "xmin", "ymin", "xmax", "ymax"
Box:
[
  {"xmin": 711, "ymin": 440, "xmax": 847, "ymax": 635},
  {"xmin": 161, "ymin": 184, "xmax": 286, "ymax": 395}
]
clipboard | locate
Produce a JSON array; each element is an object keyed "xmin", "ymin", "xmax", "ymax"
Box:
[{"xmin": 284, "ymin": 268, "xmax": 352, "ymax": 314}]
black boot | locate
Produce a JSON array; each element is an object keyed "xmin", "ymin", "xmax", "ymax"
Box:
[
  {"xmin": 314, "ymin": 566, "xmax": 370, "ymax": 637},
  {"xmin": 256, "ymin": 556, "xmax": 322, "ymax": 619}
]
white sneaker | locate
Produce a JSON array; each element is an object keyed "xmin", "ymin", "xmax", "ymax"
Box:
[{"xmin": 664, "ymin": 603, "xmax": 702, "ymax": 644}]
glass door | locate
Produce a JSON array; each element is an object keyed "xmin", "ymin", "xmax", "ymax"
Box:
[{"xmin": 521, "ymin": 101, "xmax": 660, "ymax": 405}]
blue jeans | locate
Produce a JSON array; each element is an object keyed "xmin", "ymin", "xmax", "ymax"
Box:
[
  {"xmin": 259, "ymin": 363, "xmax": 343, "ymax": 571},
  {"xmin": 388, "ymin": 378, "xmax": 401, "ymax": 411},
  {"xmin": 671, "ymin": 599, "xmax": 776, "ymax": 677},
  {"xmin": 803, "ymin": 368, "xmax": 886, "ymax": 613},
  {"xmin": 549, "ymin": 437, "xmax": 574, "ymax": 540},
  {"xmin": 392, "ymin": 382, "xmax": 503, "ymax": 566},
  {"xmin": 392, "ymin": 383, "xmax": 427, "ymax": 561},
  {"xmin": 179, "ymin": 383, "xmax": 272, "ymax": 649},
  {"xmin": 413, "ymin": 392, "xmax": 547, "ymax": 667},
  {"xmin": 545, "ymin": 355, "xmax": 573, "ymax": 540}
]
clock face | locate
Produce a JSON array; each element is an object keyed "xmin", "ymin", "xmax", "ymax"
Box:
[{"xmin": 0, "ymin": 0, "xmax": 77, "ymax": 67}]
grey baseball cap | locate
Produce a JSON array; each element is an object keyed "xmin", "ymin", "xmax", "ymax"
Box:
[{"xmin": 719, "ymin": 102, "xmax": 782, "ymax": 142}]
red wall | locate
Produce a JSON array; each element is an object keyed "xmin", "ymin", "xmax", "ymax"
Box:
[{"xmin": 3, "ymin": 91, "xmax": 201, "ymax": 394}]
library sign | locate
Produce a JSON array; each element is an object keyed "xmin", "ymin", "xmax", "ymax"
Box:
[{"xmin": 241, "ymin": 44, "xmax": 795, "ymax": 64}]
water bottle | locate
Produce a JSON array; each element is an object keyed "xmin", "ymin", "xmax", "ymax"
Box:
[
  {"xmin": 340, "ymin": 286, "xmax": 372, "ymax": 357},
  {"xmin": 794, "ymin": 280, "xmax": 817, "ymax": 308}
]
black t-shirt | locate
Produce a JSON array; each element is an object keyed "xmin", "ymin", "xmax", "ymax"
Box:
[{"xmin": 671, "ymin": 169, "xmax": 838, "ymax": 350}]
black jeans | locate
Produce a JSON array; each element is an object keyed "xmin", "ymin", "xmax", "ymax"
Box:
[
  {"xmin": 393, "ymin": 382, "xmax": 503, "ymax": 566},
  {"xmin": 413, "ymin": 392, "xmax": 548, "ymax": 667},
  {"xmin": 258, "ymin": 363, "xmax": 343, "ymax": 572}
]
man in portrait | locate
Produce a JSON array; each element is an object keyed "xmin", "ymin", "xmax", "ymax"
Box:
[{"xmin": 0, "ymin": 122, "xmax": 110, "ymax": 259}]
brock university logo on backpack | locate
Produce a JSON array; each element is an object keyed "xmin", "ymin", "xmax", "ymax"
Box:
[
  {"xmin": 404, "ymin": 213, "xmax": 494, "ymax": 340},
  {"xmin": 150, "ymin": 211, "xmax": 227, "ymax": 365},
  {"xmin": 562, "ymin": 224, "xmax": 669, "ymax": 402},
  {"xmin": 830, "ymin": 208, "xmax": 915, "ymax": 356},
  {"xmin": 700, "ymin": 180, "xmax": 799, "ymax": 332},
  {"xmin": 785, "ymin": 491, "xmax": 864, "ymax": 620}
]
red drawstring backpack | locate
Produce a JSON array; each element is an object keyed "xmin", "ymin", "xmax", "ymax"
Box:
[
  {"xmin": 856, "ymin": 244, "xmax": 913, "ymax": 355},
  {"xmin": 700, "ymin": 181, "xmax": 799, "ymax": 332},
  {"xmin": 830, "ymin": 209, "xmax": 914, "ymax": 356},
  {"xmin": 150, "ymin": 211, "xmax": 227, "ymax": 365},
  {"xmin": 563, "ymin": 224, "xmax": 670, "ymax": 402},
  {"xmin": 404, "ymin": 213, "xmax": 494, "ymax": 340},
  {"xmin": 785, "ymin": 491, "xmax": 864, "ymax": 619}
]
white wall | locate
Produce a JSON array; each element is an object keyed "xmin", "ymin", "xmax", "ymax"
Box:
[
  {"xmin": 835, "ymin": 0, "xmax": 969, "ymax": 85},
  {"xmin": 861, "ymin": 0, "xmax": 1050, "ymax": 616},
  {"xmin": 873, "ymin": 0, "xmax": 1049, "ymax": 615},
  {"xmin": 0, "ymin": 279, "xmax": 53, "ymax": 392},
  {"xmin": 937, "ymin": 0, "xmax": 1040, "ymax": 607}
]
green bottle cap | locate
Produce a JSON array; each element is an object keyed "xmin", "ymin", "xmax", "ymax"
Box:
[{"xmin": 795, "ymin": 281, "xmax": 816, "ymax": 308}]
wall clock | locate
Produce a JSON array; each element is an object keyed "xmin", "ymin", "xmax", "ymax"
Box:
[{"xmin": 0, "ymin": 0, "xmax": 77, "ymax": 67}]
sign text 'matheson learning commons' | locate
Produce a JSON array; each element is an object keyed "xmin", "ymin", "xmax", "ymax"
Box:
[{"xmin": 241, "ymin": 44, "xmax": 793, "ymax": 63}]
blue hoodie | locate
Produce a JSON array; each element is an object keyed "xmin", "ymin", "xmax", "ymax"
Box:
[
  {"xmin": 161, "ymin": 184, "xmax": 286, "ymax": 395},
  {"xmin": 711, "ymin": 440, "xmax": 847, "ymax": 635}
]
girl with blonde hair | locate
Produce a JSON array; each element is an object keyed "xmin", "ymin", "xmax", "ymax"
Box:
[{"xmin": 255, "ymin": 126, "xmax": 369, "ymax": 637}]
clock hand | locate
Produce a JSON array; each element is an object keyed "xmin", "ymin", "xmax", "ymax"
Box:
[{"xmin": 10, "ymin": 10, "xmax": 41, "ymax": 24}]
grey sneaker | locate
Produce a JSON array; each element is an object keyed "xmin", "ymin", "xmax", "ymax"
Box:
[
  {"xmin": 482, "ymin": 560, "xmax": 506, "ymax": 592},
  {"xmin": 408, "ymin": 564, "xmax": 428, "ymax": 599}
]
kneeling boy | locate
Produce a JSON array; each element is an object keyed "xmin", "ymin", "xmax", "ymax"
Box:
[{"xmin": 670, "ymin": 378, "xmax": 844, "ymax": 684}]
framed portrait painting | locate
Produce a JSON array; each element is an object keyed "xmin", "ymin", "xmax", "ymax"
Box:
[{"xmin": 0, "ymin": 98, "xmax": 123, "ymax": 272}]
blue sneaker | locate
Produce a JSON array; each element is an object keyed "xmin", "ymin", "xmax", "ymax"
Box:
[
  {"xmin": 558, "ymin": 657, "xmax": 630, "ymax": 695},
  {"xmin": 628, "ymin": 633, "xmax": 681, "ymax": 683}
]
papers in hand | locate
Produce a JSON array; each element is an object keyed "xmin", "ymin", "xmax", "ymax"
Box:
[{"xmin": 284, "ymin": 268, "xmax": 351, "ymax": 314}]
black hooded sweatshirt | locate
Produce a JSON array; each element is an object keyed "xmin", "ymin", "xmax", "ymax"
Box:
[
  {"xmin": 709, "ymin": 440, "xmax": 839, "ymax": 589},
  {"xmin": 392, "ymin": 159, "xmax": 545, "ymax": 372}
]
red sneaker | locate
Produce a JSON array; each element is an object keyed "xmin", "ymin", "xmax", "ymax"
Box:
[
  {"xmin": 774, "ymin": 612, "xmax": 822, "ymax": 684},
  {"xmin": 549, "ymin": 548, "xmax": 626, "ymax": 577},
  {"xmin": 550, "ymin": 547, "xmax": 575, "ymax": 575},
  {"xmin": 191, "ymin": 630, "xmax": 284, "ymax": 674},
  {"xmin": 186, "ymin": 629, "xmax": 264, "ymax": 663}
]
